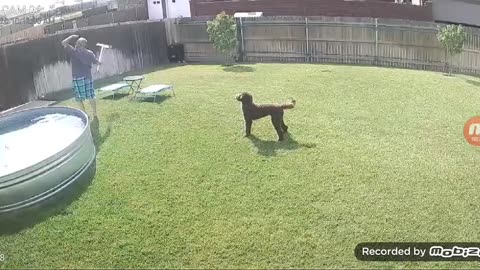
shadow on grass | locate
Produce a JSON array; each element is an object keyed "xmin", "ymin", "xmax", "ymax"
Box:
[
  {"xmin": 90, "ymin": 112, "xmax": 119, "ymax": 153},
  {"xmin": 42, "ymin": 63, "xmax": 184, "ymax": 103},
  {"xmin": 125, "ymin": 62, "xmax": 187, "ymax": 77},
  {"xmin": 440, "ymin": 73, "xmax": 480, "ymax": 87},
  {"xmin": 247, "ymin": 133, "xmax": 316, "ymax": 157},
  {"xmin": 223, "ymin": 65, "xmax": 255, "ymax": 73},
  {"xmin": 133, "ymin": 95, "xmax": 173, "ymax": 104},
  {"xmin": 0, "ymin": 160, "xmax": 96, "ymax": 235},
  {"xmin": 99, "ymin": 92, "xmax": 131, "ymax": 101},
  {"xmin": 451, "ymin": 74, "xmax": 480, "ymax": 87},
  {"xmin": 466, "ymin": 80, "xmax": 480, "ymax": 87}
]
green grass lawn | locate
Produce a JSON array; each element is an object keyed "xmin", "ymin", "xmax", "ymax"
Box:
[{"xmin": 2, "ymin": 63, "xmax": 480, "ymax": 269}]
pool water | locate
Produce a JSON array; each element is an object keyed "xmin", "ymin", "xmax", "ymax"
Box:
[{"xmin": 0, "ymin": 113, "xmax": 85, "ymax": 177}]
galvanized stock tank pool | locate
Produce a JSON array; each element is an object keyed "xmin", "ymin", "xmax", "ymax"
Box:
[{"xmin": 0, "ymin": 107, "xmax": 95, "ymax": 215}]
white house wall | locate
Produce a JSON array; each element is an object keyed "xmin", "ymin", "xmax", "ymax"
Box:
[
  {"xmin": 166, "ymin": 0, "xmax": 191, "ymax": 18},
  {"xmin": 148, "ymin": 0, "xmax": 190, "ymax": 19},
  {"xmin": 148, "ymin": 0, "xmax": 165, "ymax": 20}
]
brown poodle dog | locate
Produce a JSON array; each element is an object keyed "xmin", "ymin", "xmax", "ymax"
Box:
[{"xmin": 236, "ymin": 92, "xmax": 296, "ymax": 141}]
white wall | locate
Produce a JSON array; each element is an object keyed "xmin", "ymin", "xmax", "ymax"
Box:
[
  {"xmin": 148, "ymin": 0, "xmax": 165, "ymax": 20},
  {"xmin": 433, "ymin": 0, "xmax": 480, "ymax": 27},
  {"xmin": 166, "ymin": 0, "xmax": 190, "ymax": 18},
  {"xmin": 96, "ymin": 0, "xmax": 111, "ymax": 5},
  {"xmin": 395, "ymin": 0, "xmax": 423, "ymax": 5},
  {"xmin": 148, "ymin": 0, "xmax": 190, "ymax": 19}
]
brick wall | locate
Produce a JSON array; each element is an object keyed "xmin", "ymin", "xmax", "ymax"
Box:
[{"xmin": 190, "ymin": 0, "xmax": 433, "ymax": 22}]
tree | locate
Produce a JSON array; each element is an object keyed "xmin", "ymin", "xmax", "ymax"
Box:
[
  {"xmin": 437, "ymin": 24, "xmax": 467, "ymax": 75},
  {"xmin": 207, "ymin": 12, "xmax": 237, "ymax": 65}
]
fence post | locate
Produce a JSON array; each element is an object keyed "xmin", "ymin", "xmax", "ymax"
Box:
[
  {"xmin": 305, "ymin": 17, "xmax": 309, "ymax": 63},
  {"xmin": 374, "ymin": 18, "xmax": 378, "ymax": 66},
  {"xmin": 240, "ymin": 17, "xmax": 245, "ymax": 62},
  {"xmin": 111, "ymin": 12, "xmax": 115, "ymax": 24}
]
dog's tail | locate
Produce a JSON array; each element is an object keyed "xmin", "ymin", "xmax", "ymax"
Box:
[{"xmin": 281, "ymin": 98, "xmax": 296, "ymax": 110}]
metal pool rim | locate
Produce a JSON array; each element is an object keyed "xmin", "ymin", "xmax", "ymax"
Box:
[{"xmin": 0, "ymin": 106, "xmax": 90, "ymax": 184}]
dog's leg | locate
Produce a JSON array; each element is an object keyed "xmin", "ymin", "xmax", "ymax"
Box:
[
  {"xmin": 245, "ymin": 119, "xmax": 253, "ymax": 137},
  {"xmin": 271, "ymin": 116, "xmax": 284, "ymax": 141},
  {"xmin": 282, "ymin": 119, "xmax": 289, "ymax": 133}
]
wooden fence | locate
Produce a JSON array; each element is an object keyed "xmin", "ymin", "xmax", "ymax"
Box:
[
  {"xmin": 44, "ymin": 7, "xmax": 148, "ymax": 35},
  {"xmin": 0, "ymin": 7, "xmax": 148, "ymax": 46},
  {"xmin": 0, "ymin": 24, "xmax": 32, "ymax": 37},
  {"xmin": 0, "ymin": 25, "xmax": 45, "ymax": 46},
  {"xmin": 0, "ymin": 21, "xmax": 169, "ymax": 111},
  {"xmin": 167, "ymin": 17, "xmax": 225, "ymax": 62},
  {"xmin": 169, "ymin": 16, "xmax": 480, "ymax": 74}
]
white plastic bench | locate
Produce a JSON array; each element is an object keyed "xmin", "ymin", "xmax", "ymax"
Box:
[
  {"xmin": 98, "ymin": 82, "xmax": 129, "ymax": 99},
  {"xmin": 134, "ymin": 84, "xmax": 175, "ymax": 102}
]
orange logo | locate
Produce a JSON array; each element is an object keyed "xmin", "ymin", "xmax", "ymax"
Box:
[{"xmin": 464, "ymin": 117, "xmax": 480, "ymax": 146}]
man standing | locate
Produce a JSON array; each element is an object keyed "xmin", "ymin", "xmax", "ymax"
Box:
[{"xmin": 61, "ymin": 34, "xmax": 100, "ymax": 118}]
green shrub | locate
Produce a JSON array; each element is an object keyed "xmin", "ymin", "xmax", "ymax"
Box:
[
  {"xmin": 437, "ymin": 24, "xmax": 467, "ymax": 74},
  {"xmin": 207, "ymin": 12, "xmax": 237, "ymax": 65}
]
